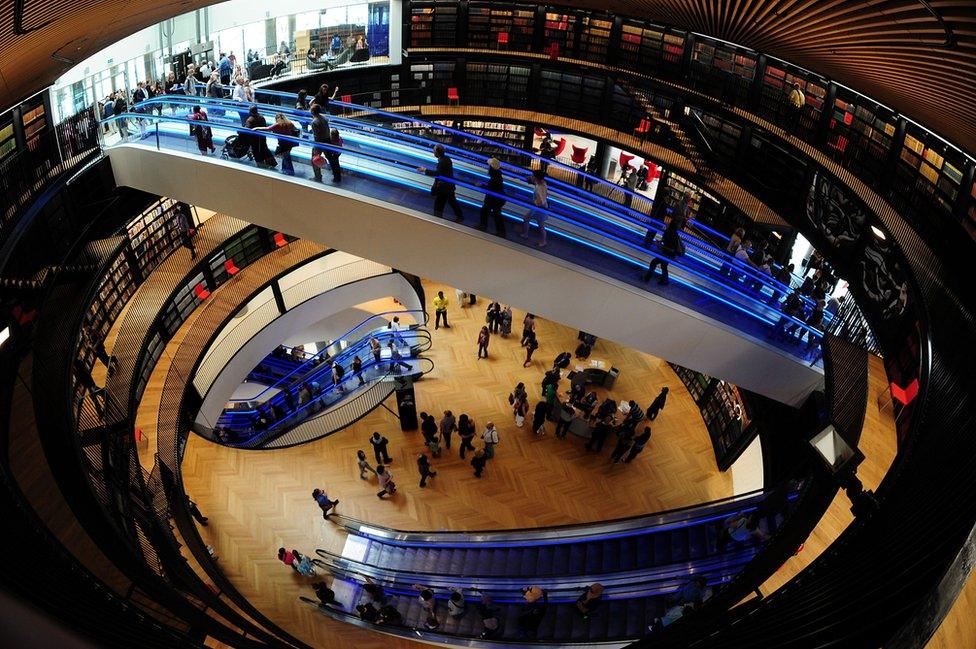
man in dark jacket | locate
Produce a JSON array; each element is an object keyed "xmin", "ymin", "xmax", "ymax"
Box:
[
  {"xmin": 418, "ymin": 144, "xmax": 464, "ymax": 222},
  {"xmin": 642, "ymin": 209, "xmax": 687, "ymax": 285},
  {"xmin": 478, "ymin": 157, "xmax": 506, "ymax": 235},
  {"xmin": 309, "ymin": 104, "xmax": 330, "ymax": 181},
  {"xmin": 647, "ymin": 387, "xmax": 669, "ymax": 420}
]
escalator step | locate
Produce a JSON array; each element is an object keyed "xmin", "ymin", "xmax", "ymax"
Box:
[
  {"xmin": 569, "ymin": 602, "xmax": 589, "ymax": 640},
  {"xmin": 688, "ymin": 526, "xmax": 706, "ymax": 559},
  {"xmin": 584, "ymin": 543, "xmax": 602, "ymax": 572},
  {"xmin": 433, "ymin": 548, "xmax": 453, "ymax": 573},
  {"xmin": 415, "ymin": 548, "xmax": 435, "ymax": 572},
  {"xmin": 569, "ymin": 544, "xmax": 587, "ymax": 574},
  {"xmin": 706, "ymin": 524, "xmax": 720, "ymax": 555},
  {"xmin": 590, "ymin": 600, "xmax": 618, "ymax": 639},
  {"xmin": 602, "ymin": 540, "xmax": 620, "ymax": 572},
  {"xmin": 671, "ymin": 528, "xmax": 689, "ymax": 563},
  {"xmin": 501, "ymin": 603, "xmax": 522, "ymax": 638},
  {"xmin": 635, "ymin": 535, "xmax": 652, "ymax": 566},
  {"xmin": 519, "ymin": 547, "xmax": 539, "ymax": 576},
  {"xmin": 551, "ymin": 602, "xmax": 575, "ymax": 640},
  {"xmin": 654, "ymin": 533, "xmax": 672, "ymax": 565},
  {"xmin": 447, "ymin": 549, "xmax": 465, "ymax": 573},
  {"xmin": 624, "ymin": 598, "xmax": 646, "ymax": 638},
  {"xmin": 460, "ymin": 549, "xmax": 479, "ymax": 575},
  {"xmin": 489, "ymin": 549, "xmax": 508, "ymax": 575},
  {"xmin": 618, "ymin": 537, "xmax": 636, "ymax": 571},
  {"xmin": 536, "ymin": 546, "xmax": 555, "ymax": 575},
  {"xmin": 551, "ymin": 545, "xmax": 570, "ymax": 575}
]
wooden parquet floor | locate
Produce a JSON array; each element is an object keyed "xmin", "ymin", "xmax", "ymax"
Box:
[{"xmin": 172, "ymin": 278, "xmax": 734, "ymax": 648}]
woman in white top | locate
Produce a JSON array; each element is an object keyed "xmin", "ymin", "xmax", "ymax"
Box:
[{"xmin": 521, "ymin": 168, "xmax": 549, "ymax": 247}]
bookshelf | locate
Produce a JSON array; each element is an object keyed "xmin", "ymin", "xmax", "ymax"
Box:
[
  {"xmin": 579, "ymin": 16, "xmax": 613, "ymax": 60},
  {"xmin": 410, "ymin": 5, "xmax": 435, "ymax": 47},
  {"xmin": 464, "ymin": 62, "xmax": 529, "ymax": 107},
  {"xmin": 209, "ymin": 227, "xmax": 265, "ymax": 285},
  {"xmin": 537, "ymin": 70, "xmax": 606, "ymax": 123},
  {"xmin": 669, "ymin": 363, "xmax": 711, "ymax": 404},
  {"xmin": 460, "ymin": 119, "xmax": 528, "ymax": 162},
  {"xmin": 161, "ymin": 270, "xmax": 207, "ymax": 338},
  {"xmin": 467, "ymin": 3, "xmax": 535, "ymax": 50},
  {"xmin": 825, "ymin": 95, "xmax": 895, "ymax": 187},
  {"xmin": 691, "ymin": 40, "xmax": 757, "ymax": 105},
  {"xmin": 0, "ymin": 121, "xmax": 15, "ymax": 164},
  {"xmin": 893, "ymin": 127, "xmax": 966, "ymax": 223},
  {"xmin": 21, "ymin": 101, "xmax": 47, "ymax": 149},
  {"xmin": 617, "ymin": 20, "xmax": 685, "ymax": 76},
  {"xmin": 126, "ymin": 198, "xmax": 184, "ymax": 277},
  {"xmin": 544, "ymin": 11, "xmax": 578, "ymax": 56},
  {"xmin": 79, "ymin": 238, "xmax": 135, "ymax": 371},
  {"xmin": 759, "ymin": 63, "xmax": 827, "ymax": 139},
  {"xmin": 409, "ymin": 0, "xmax": 457, "ymax": 47},
  {"xmin": 696, "ymin": 110, "xmax": 743, "ymax": 165}
]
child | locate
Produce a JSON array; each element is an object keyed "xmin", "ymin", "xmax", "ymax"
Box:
[{"xmin": 357, "ymin": 450, "xmax": 374, "ymax": 479}]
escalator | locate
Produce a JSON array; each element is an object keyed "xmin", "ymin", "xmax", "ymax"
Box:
[{"xmin": 304, "ymin": 488, "xmax": 798, "ymax": 643}]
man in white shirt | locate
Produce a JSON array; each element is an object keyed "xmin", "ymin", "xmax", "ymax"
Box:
[{"xmin": 481, "ymin": 421, "xmax": 499, "ymax": 459}]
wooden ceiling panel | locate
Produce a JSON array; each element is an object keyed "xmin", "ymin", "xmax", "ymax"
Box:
[{"xmin": 1, "ymin": 0, "xmax": 975, "ymax": 153}]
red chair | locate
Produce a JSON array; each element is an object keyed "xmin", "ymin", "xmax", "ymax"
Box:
[
  {"xmin": 193, "ymin": 283, "xmax": 211, "ymax": 301},
  {"xmin": 570, "ymin": 145, "xmax": 589, "ymax": 165},
  {"xmin": 224, "ymin": 259, "xmax": 240, "ymax": 276},
  {"xmin": 447, "ymin": 87, "xmax": 460, "ymax": 105},
  {"xmin": 553, "ymin": 137, "xmax": 567, "ymax": 158},
  {"xmin": 635, "ymin": 118, "xmax": 651, "ymax": 139},
  {"xmin": 619, "ymin": 152, "xmax": 636, "ymax": 170},
  {"xmin": 497, "ymin": 32, "xmax": 509, "ymax": 49},
  {"xmin": 273, "ymin": 232, "xmax": 288, "ymax": 248},
  {"xmin": 644, "ymin": 160, "xmax": 660, "ymax": 180}
]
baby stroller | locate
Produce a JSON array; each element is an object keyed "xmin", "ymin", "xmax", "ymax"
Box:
[{"xmin": 221, "ymin": 134, "xmax": 253, "ymax": 161}]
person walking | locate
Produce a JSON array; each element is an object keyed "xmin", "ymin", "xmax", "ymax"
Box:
[
  {"xmin": 244, "ymin": 106, "xmax": 276, "ymax": 167},
  {"xmin": 625, "ymin": 426, "xmax": 652, "ymax": 463},
  {"xmin": 325, "ymin": 127, "xmax": 343, "ymax": 183},
  {"xmin": 786, "ymin": 81, "xmax": 805, "ymax": 136},
  {"xmin": 477, "ymin": 326, "xmax": 490, "ymax": 359},
  {"xmin": 586, "ymin": 414, "xmax": 613, "ymax": 452},
  {"xmin": 312, "ymin": 488, "xmax": 339, "ymax": 518},
  {"xmin": 471, "ymin": 449, "xmax": 488, "ymax": 478},
  {"xmin": 357, "ymin": 450, "xmax": 375, "ymax": 479},
  {"xmin": 417, "ymin": 453, "xmax": 438, "ymax": 487},
  {"xmin": 521, "ymin": 169, "xmax": 549, "ymax": 247},
  {"xmin": 521, "ymin": 313, "xmax": 536, "ymax": 346},
  {"xmin": 370, "ymin": 336, "xmax": 382, "ymax": 366},
  {"xmin": 387, "ymin": 341, "xmax": 411, "ymax": 373},
  {"xmin": 376, "ymin": 465, "xmax": 396, "ymax": 498},
  {"xmin": 187, "ymin": 106, "xmax": 215, "ymax": 155},
  {"xmin": 418, "ymin": 144, "xmax": 464, "ymax": 222},
  {"xmin": 369, "ymin": 431, "xmax": 392, "ymax": 464},
  {"xmin": 554, "ymin": 402, "xmax": 575, "ymax": 439},
  {"xmin": 254, "ymin": 112, "xmax": 298, "ymax": 175},
  {"xmin": 532, "ymin": 401, "xmax": 548, "ymax": 436},
  {"xmin": 543, "ymin": 381, "xmax": 557, "ymax": 416},
  {"xmin": 309, "ymin": 104, "xmax": 330, "ymax": 182},
  {"xmin": 439, "ymin": 410, "xmax": 456, "ymax": 450},
  {"xmin": 311, "ymin": 83, "xmax": 340, "ymax": 113},
  {"xmin": 432, "ymin": 290, "xmax": 450, "ymax": 329},
  {"xmin": 610, "ymin": 428, "xmax": 635, "ymax": 463},
  {"xmin": 523, "ymin": 336, "xmax": 538, "ymax": 367},
  {"xmin": 575, "ymin": 584, "xmax": 605, "ymax": 619},
  {"xmin": 481, "ymin": 421, "xmax": 499, "ymax": 459},
  {"xmin": 218, "ymin": 52, "xmax": 232, "ymax": 85},
  {"xmin": 510, "ymin": 381, "xmax": 528, "ymax": 426},
  {"xmin": 420, "ymin": 412, "xmax": 441, "ymax": 457},
  {"xmin": 478, "ymin": 158, "xmax": 507, "ymax": 236},
  {"xmin": 353, "ymin": 355, "xmax": 365, "ymax": 385},
  {"xmin": 642, "ymin": 195, "xmax": 689, "ymax": 286},
  {"xmin": 500, "ymin": 305, "xmax": 513, "ymax": 337},
  {"xmin": 647, "ymin": 387, "xmax": 669, "ymax": 420},
  {"xmin": 486, "ymin": 301, "xmax": 501, "ymax": 334},
  {"xmin": 458, "ymin": 414, "xmax": 476, "ymax": 459}
]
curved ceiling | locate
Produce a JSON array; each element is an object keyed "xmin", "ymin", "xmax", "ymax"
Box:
[{"xmin": 2, "ymin": 0, "xmax": 975, "ymax": 154}]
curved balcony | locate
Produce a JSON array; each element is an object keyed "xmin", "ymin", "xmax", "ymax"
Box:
[{"xmin": 100, "ymin": 96, "xmax": 845, "ymax": 404}]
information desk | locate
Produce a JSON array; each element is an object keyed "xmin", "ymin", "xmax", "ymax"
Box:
[{"xmin": 566, "ymin": 359, "xmax": 620, "ymax": 390}]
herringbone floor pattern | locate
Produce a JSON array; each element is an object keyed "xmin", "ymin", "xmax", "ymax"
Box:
[{"xmin": 173, "ymin": 279, "xmax": 731, "ymax": 647}]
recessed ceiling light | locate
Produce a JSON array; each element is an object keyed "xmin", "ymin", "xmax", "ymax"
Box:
[
  {"xmin": 870, "ymin": 225, "xmax": 886, "ymax": 240},
  {"xmin": 0, "ymin": 327, "xmax": 10, "ymax": 349}
]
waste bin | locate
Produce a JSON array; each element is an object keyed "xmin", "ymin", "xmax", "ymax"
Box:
[
  {"xmin": 603, "ymin": 367, "xmax": 620, "ymax": 390},
  {"xmin": 394, "ymin": 376, "xmax": 418, "ymax": 431}
]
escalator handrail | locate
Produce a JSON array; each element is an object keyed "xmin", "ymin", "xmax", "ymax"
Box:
[
  {"xmin": 225, "ymin": 309, "xmax": 428, "ymax": 403},
  {"xmin": 107, "ymin": 109, "xmax": 829, "ymax": 340},
  {"xmin": 314, "ymin": 544, "xmax": 763, "ymax": 585},
  {"xmin": 229, "ymin": 352, "xmax": 433, "ymax": 446},
  {"xmin": 329, "ymin": 489, "xmax": 790, "ymax": 542},
  {"xmin": 219, "ymin": 328, "xmax": 432, "ymax": 425}
]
